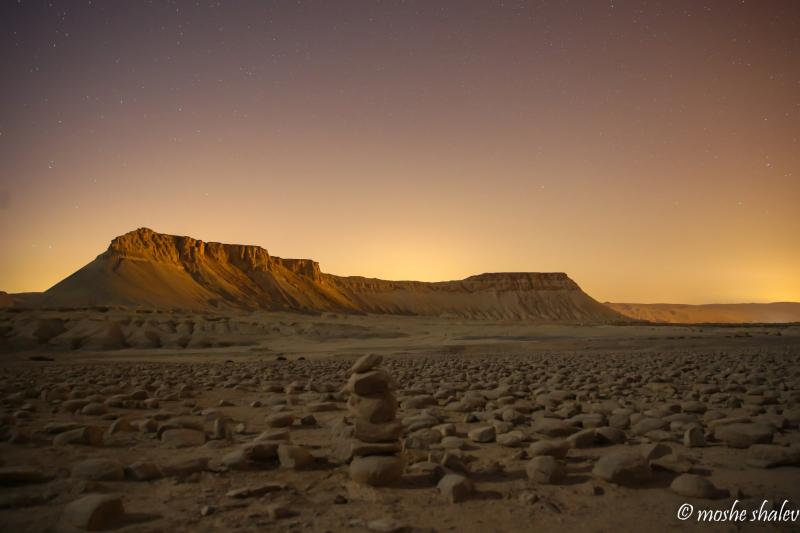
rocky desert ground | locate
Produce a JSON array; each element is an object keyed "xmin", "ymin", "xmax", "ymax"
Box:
[{"xmin": 1, "ymin": 310, "xmax": 799, "ymax": 532}]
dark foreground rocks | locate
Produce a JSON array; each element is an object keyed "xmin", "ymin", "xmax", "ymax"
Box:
[{"xmin": 1, "ymin": 343, "xmax": 799, "ymax": 532}]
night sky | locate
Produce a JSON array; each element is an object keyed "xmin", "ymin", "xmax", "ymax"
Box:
[{"xmin": 1, "ymin": 0, "xmax": 798, "ymax": 303}]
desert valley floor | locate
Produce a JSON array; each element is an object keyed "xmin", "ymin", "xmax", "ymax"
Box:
[{"xmin": 1, "ymin": 310, "xmax": 800, "ymax": 532}]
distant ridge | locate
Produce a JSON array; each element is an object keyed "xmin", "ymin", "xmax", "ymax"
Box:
[
  {"xmin": 34, "ymin": 228, "xmax": 627, "ymax": 323},
  {"xmin": 607, "ymin": 302, "xmax": 800, "ymax": 324}
]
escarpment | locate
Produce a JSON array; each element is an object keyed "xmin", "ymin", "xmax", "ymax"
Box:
[{"xmin": 36, "ymin": 228, "xmax": 629, "ymax": 323}]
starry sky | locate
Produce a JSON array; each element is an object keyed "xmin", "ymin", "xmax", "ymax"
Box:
[{"xmin": 1, "ymin": 0, "xmax": 799, "ymax": 304}]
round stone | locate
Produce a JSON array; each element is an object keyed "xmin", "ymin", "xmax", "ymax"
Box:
[
  {"xmin": 528, "ymin": 439, "xmax": 569, "ymax": 458},
  {"xmin": 349, "ymin": 455, "xmax": 404, "ymax": 486},
  {"xmin": 347, "ymin": 391, "xmax": 397, "ymax": 424},
  {"xmin": 350, "ymin": 353, "xmax": 383, "ymax": 374},
  {"xmin": 62, "ymin": 494, "xmax": 125, "ymax": 531},
  {"xmin": 71, "ymin": 459, "xmax": 125, "ymax": 481},
  {"xmin": 468, "ymin": 425, "xmax": 495, "ymax": 443},
  {"xmin": 437, "ymin": 473, "xmax": 473, "ymax": 503},
  {"xmin": 526, "ymin": 456, "xmax": 566, "ymax": 484},
  {"xmin": 670, "ymin": 474, "xmax": 719, "ymax": 499},
  {"xmin": 592, "ymin": 452, "xmax": 651, "ymax": 485},
  {"xmin": 346, "ymin": 370, "xmax": 395, "ymax": 395}
]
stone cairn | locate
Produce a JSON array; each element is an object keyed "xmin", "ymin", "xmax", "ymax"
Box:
[{"xmin": 343, "ymin": 353, "xmax": 405, "ymax": 487}]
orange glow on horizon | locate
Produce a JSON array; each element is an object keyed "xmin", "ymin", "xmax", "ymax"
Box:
[{"xmin": 1, "ymin": 2, "xmax": 798, "ymax": 304}]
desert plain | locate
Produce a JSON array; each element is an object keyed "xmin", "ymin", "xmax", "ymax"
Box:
[{"xmin": 2, "ymin": 307, "xmax": 800, "ymax": 532}]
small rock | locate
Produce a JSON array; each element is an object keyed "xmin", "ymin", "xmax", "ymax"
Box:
[
  {"xmin": 351, "ymin": 353, "xmax": 383, "ymax": 373},
  {"xmin": 160, "ymin": 428, "xmax": 206, "ymax": 448},
  {"xmin": 212, "ymin": 418, "xmax": 228, "ymax": 440},
  {"xmin": 277, "ymin": 444, "xmax": 314, "ymax": 469},
  {"xmin": 350, "ymin": 456, "xmax": 404, "ymax": 487},
  {"xmin": 670, "ymin": 474, "xmax": 722, "ymax": 499},
  {"xmin": 62, "ymin": 494, "xmax": 125, "ymax": 531},
  {"xmin": 161, "ymin": 457, "xmax": 209, "ymax": 478},
  {"xmin": 437, "ymin": 474, "xmax": 473, "ymax": 503},
  {"xmin": 641, "ymin": 443, "xmax": 672, "ymax": 461},
  {"xmin": 531, "ymin": 418, "xmax": 579, "ymax": 437},
  {"xmin": 125, "ymin": 461, "xmax": 162, "ymax": 481},
  {"xmin": 631, "ymin": 418, "xmax": 668, "ymax": 436},
  {"xmin": 346, "ymin": 370, "xmax": 396, "ymax": 395},
  {"xmin": 714, "ymin": 423, "xmax": 773, "ymax": 448},
  {"xmin": 347, "ymin": 391, "xmax": 397, "ymax": 424},
  {"xmin": 595, "ymin": 426, "xmax": 627, "ymax": 445},
  {"xmin": 226, "ymin": 483, "xmax": 286, "ymax": 498},
  {"xmin": 526, "ymin": 456, "xmax": 566, "ymax": 484},
  {"xmin": 650, "ymin": 453, "xmax": 694, "ymax": 474},
  {"xmin": 528, "ymin": 439, "xmax": 569, "ymax": 458},
  {"xmin": 265, "ymin": 413, "xmax": 295, "ymax": 428},
  {"xmin": 567, "ymin": 428, "xmax": 597, "ymax": 448},
  {"xmin": 747, "ymin": 445, "xmax": 800, "ymax": 468},
  {"xmin": 71, "ymin": 459, "xmax": 125, "ymax": 481},
  {"xmin": 267, "ymin": 502, "xmax": 295, "ymax": 520},
  {"xmin": 81, "ymin": 403, "xmax": 106, "ymax": 416},
  {"xmin": 367, "ymin": 517, "xmax": 410, "ymax": 532},
  {"xmin": 354, "ymin": 420, "xmax": 403, "ymax": 443},
  {"xmin": 53, "ymin": 426, "xmax": 104, "ymax": 447},
  {"xmin": 0, "ymin": 466, "xmax": 50, "ymax": 485},
  {"xmin": 684, "ymin": 426, "xmax": 706, "ymax": 448},
  {"xmin": 592, "ymin": 452, "xmax": 652, "ymax": 485},
  {"xmin": 497, "ymin": 431, "xmax": 524, "ymax": 448},
  {"xmin": 468, "ymin": 425, "xmax": 496, "ymax": 443}
]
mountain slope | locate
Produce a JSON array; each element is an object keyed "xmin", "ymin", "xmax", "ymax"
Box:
[
  {"xmin": 38, "ymin": 228, "xmax": 629, "ymax": 323},
  {"xmin": 608, "ymin": 302, "xmax": 800, "ymax": 324}
]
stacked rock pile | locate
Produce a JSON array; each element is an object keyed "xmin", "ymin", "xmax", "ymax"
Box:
[{"xmin": 345, "ymin": 354, "xmax": 405, "ymax": 487}]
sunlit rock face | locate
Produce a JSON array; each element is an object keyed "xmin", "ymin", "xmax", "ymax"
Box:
[{"xmin": 37, "ymin": 227, "xmax": 628, "ymax": 322}]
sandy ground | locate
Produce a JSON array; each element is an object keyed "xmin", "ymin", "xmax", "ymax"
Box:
[{"xmin": 1, "ymin": 311, "xmax": 799, "ymax": 532}]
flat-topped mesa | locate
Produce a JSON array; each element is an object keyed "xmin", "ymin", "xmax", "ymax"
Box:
[
  {"xmin": 39, "ymin": 227, "xmax": 630, "ymax": 322},
  {"xmin": 106, "ymin": 228, "xmax": 270, "ymax": 267},
  {"xmin": 462, "ymin": 272, "xmax": 580, "ymax": 291},
  {"xmin": 105, "ymin": 228, "xmax": 321, "ymax": 280},
  {"xmin": 327, "ymin": 272, "xmax": 580, "ymax": 292}
]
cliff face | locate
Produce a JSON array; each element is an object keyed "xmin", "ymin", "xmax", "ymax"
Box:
[
  {"xmin": 106, "ymin": 228, "xmax": 321, "ymax": 280},
  {"xmin": 42, "ymin": 228, "xmax": 340, "ymax": 313},
  {"xmin": 40, "ymin": 228, "xmax": 629, "ymax": 323}
]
